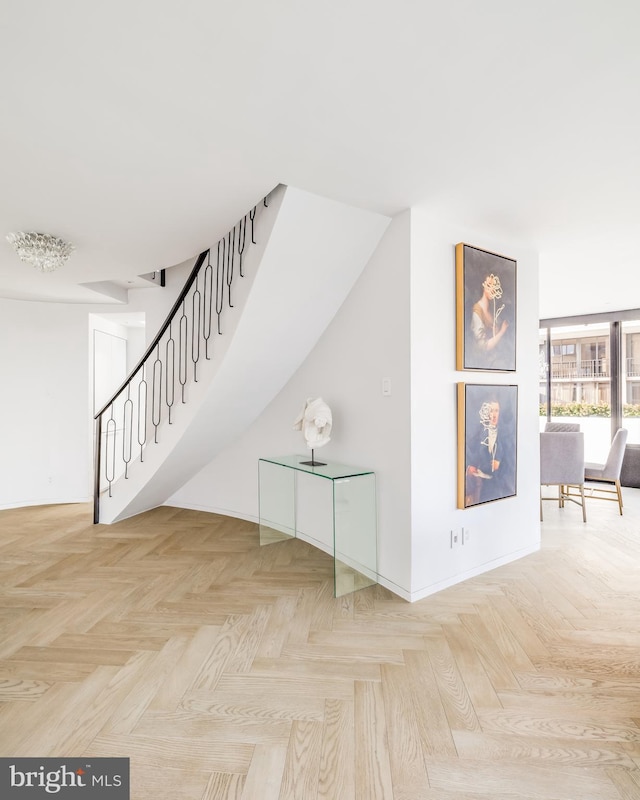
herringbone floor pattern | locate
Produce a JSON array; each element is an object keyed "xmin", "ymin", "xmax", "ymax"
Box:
[{"xmin": 2, "ymin": 494, "xmax": 640, "ymax": 798}]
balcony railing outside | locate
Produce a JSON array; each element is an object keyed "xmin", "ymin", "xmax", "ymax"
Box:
[
  {"xmin": 626, "ymin": 357, "xmax": 640, "ymax": 378},
  {"xmin": 551, "ymin": 359, "xmax": 609, "ymax": 380}
]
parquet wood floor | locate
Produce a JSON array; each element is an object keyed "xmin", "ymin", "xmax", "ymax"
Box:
[{"xmin": 2, "ymin": 493, "xmax": 640, "ymax": 798}]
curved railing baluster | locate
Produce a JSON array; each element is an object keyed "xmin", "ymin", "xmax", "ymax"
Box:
[
  {"xmin": 166, "ymin": 323, "xmax": 175, "ymax": 423},
  {"xmin": 93, "ymin": 192, "xmax": 272, "ymax": 523},
  {"xmin": 179, "ymin": 300, "xmax": 188, "ymax": 403},
  {"xmin": 123, "ymin": 387, "xmax": 133, "ymax": 478},
  {"xmin": 227, "ymin": 227, "xmax": 235, "ymax": 307},
  {"xmin": 249, "ymin": 206, "xmax": 256, "ymax": 244},
  {"xmin": 238, "ymin": 216, "xmax": 247, "ymax": 278},
  {"xmin": 216, "ymin": 239, "xmax": 224, "ymax": 334},
  {"xmin": 137, "ymin": 366, "xmax": 147, "ymax": 461},
  {"xmin": 191, "ymin": 275, "xmax": 201, "ymax": 382},
  {"xmin": 152, "ymin": 345, "xmax": 162, "ymax": 443},
  {"xmin": 203, "ymin": 253, "xmax": 214, "ymax": 358},
  {"xmin": 105, "ymin": 407, "xmax": 116, "ymax": 498}
]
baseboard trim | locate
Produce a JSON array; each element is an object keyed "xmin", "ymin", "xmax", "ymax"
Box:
[
  {"xmin": 165, "ymin": 501, "xmax": 259, "ymax": 524},
  {"xmin": 409, "ymin": 543, "xmax": 540, "ymax": 603},
  {"xmin": 0, "ymin": 497, "xmax": 92, "ymax": 512}
]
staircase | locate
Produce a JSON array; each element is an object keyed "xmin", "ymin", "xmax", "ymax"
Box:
[{"xmin": 95, "ymin": 185, "xmax": 390, "ymax": 524}]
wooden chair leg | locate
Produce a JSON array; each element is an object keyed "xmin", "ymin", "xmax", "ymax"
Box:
[
  {"xmin": 616, "ymin": 479, "xmax": 623, "ymax": 515},
  {"xmin": 580, "ymin": 485, "xmax": 587, "ymax": 523}
]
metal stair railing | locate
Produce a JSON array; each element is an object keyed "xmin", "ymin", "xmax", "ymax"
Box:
[{"xmin": 93, "ymin": 193, "xmax": 272, "ymax": 523}]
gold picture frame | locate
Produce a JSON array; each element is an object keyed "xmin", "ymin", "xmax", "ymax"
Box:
[
  {"xmin": 457, "ymin": 382, "xmax": 518, "ymax": 509},
  {"xmin": 456, "ymin": 243, "xmax": 517, "ymax": 372}
]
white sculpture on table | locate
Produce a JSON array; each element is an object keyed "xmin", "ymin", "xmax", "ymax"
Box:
[{"xmin": 293, "ymin": 397, "xmax": 332, "ymax": 465}]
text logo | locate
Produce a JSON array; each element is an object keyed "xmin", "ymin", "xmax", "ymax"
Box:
[{"xmin": 1, "ymin": 759, "xmax": 129, "ymax": 799}]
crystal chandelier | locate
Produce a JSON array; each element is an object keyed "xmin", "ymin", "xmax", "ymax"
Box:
[{"xmin": 6, "ymin": 231, "xmax": 75, "ymax": 272}]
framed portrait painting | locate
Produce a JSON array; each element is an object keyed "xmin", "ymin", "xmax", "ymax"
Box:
[
  {"xmin": 456, "ymin": 243, "xmax": 517, "ymax": 372},
  {"xmin": 457, "ymin": 383, "xmax": 518, "ymax": 509}
]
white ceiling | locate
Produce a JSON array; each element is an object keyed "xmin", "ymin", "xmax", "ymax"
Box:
[{"xmin": 2, "ymin": 1, "xmax": 639, "ymax": 318}]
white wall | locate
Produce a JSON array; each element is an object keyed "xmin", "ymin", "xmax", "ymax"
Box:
[
  {"xmin": 409, "ymin": 210, "xmax": 541, "ymax": 600},
  {"xmin": 0, "ymin": 200, "xmax": 541, "ymax": 605},
  {"xmin": 171, "ymin": 207, "xmax": 542, "ymax": 601},
  {"xmin": 126, "ymin": 325, "xmax": 146, "ymax": 373},
  {"xmin": 0, "ymin": 262, "xmax": 196, "ymax": 511},
  {"xmin": 0, "ymin": 299, "xmax": 92, "ymax": 509},
  {"xmin": 91, "ymin": 321, "xmax": 128, "ymax": 413},
  {"xmin": 169, "ymin": 211, "xmax": 414, "ymax": 596},
  {"xmin": 0, "ymin": 191, "xmax": 284, "ymax": 515},
  {"xmin": 100, "ymin": 186, "xmax": 390, "ymax": 523}
]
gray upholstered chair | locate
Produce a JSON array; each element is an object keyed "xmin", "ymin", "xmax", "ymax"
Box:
[
  {"xmin": 540, "ymin": 431, "xmax": 586, "ymax": 522},
  {"xmin": 583, "ymin": 428, "xmax": 628, "ymax": 515},
  {"xmin": 544, "ymin": 422, "xmax": 581, "ymax": 432}
]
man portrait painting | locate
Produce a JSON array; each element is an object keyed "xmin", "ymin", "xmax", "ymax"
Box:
[{"xmin": 459, "ymin": 384, "xmax": 518, "ymax": 508}]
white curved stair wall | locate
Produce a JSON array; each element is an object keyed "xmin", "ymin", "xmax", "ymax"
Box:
[{"xmin": 99, "ymin": 186, "xmax": 390, "ymax": 523}]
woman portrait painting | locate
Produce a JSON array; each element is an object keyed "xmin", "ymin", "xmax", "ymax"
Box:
[{"xmin": 456, "ymin": 243, "xmax": 516, "ymax": 371}]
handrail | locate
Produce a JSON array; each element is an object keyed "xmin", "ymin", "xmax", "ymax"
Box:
[
  {"xmin": 94, "ymin": 251, "xmax": 208, "ymax": 421},
  {"xmin": 93, "ymin": 193, "xmax": 272, "ymax": 523}
]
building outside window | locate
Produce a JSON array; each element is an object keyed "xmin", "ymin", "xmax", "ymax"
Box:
[
  {"xmin": 622, "ymin": 322, "xmax": 640, "ymax": 435},
  {"xmin": 539, "ymin": 319, "xmax": 640, "ymax": 462}
]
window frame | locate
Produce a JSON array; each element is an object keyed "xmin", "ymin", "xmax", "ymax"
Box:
[{"xmin": 540, "ymin": 309, "xmax": 640, "ymax": 441}]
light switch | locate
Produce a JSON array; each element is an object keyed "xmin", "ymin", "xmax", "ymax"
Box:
[{"xmin": 382, "ymin": 377, "xmax": 392, "ymax": 396}]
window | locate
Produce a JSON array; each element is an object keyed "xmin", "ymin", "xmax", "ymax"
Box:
[
  {"xmin": 627, "ymin": 382, "xmax": 640, "ymax": 404},
  {"xmin": 622, "ymin": 321, "xmax": 640, "ymax": 443},
  {"xmin": 540, "ymin": 322, "xmax": 612, "ymax": 462},
  {"xmin": 551, "ymin": 343, "xmax": 575, "ymax": 357},
  {"xmin": 539, "ymin": 330, "xmax": 548, "ymax": 410}
]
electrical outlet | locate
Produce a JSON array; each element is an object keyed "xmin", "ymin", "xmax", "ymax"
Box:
[
  {"xmin": 450, "ymin": 530, "xmax": 459, "ymax": 548},
  {"xmin": 462, "ymin": 527, "xmax": 470, "ymax": 545}
]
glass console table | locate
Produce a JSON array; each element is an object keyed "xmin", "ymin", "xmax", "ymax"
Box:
[{"xmin": 258, "ymin": 455, "xmax": 377, "ymax": 597}]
